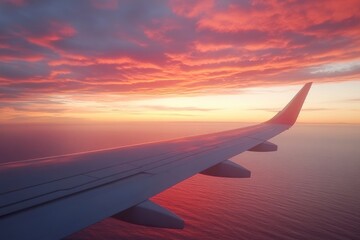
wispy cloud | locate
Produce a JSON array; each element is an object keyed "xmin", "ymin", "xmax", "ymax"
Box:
[
  {"xmin": 249, "ymin": 107, "xmax": 337, "ymax": 112},
  {"xmin": 342, "ymin": 98, "xmax": 360, "ymax": 102},
  {"xmin": 138, "ymin": 105, "xmax": 219, "ymax": 112}
]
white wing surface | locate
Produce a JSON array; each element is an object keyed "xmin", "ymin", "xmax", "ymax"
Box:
[{"xmin": 0, "ymin": 83, "xmax": 312, "ymax": 240}]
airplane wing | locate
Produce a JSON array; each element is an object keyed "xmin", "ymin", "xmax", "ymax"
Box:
[{"xmin": 0, "ymin": 83, "xmax": 312, "ymax": 240}]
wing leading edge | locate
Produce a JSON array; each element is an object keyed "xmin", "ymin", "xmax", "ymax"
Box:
[{"xmin": 0, "ymin": 83, "xmax": 312, "ymax": 240}]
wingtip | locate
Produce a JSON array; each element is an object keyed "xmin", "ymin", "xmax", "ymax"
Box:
[
  {"xmin": 304, "ymin": 82, "xmax": 313, "ymax": 88},
  {"xmin": 267, "ymin": 82, "xmax": 312, "ymax": 126}
]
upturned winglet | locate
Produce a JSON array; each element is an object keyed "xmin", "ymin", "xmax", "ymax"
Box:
[{"xmin": 267, "ymin": 82, "xmax": 312, "ymax": 126}]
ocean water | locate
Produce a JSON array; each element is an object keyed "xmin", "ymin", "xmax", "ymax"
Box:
[{"xmin": 1, "ymin": 123, "xmax": 359, "ymax": 239}]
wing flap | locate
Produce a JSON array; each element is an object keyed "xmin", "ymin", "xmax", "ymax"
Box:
[
  {"xmin": 113, "ymin": 200, "xmax": 184, "ymax": 229},
  {"xmin": 200, "ymin": 160, "xmax": 251, "ymax": 178},
  {"xmin": 248, "ymin": 141, "xmax": 278, "ymax": 152}
]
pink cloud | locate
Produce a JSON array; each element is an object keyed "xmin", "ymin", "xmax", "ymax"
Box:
[
  {"xmin": 0, "ymin": 0, "xmax": 359, "ymax": 112},
  {"xmin": 91, "ymin": 0, "xmax": 119, "ymax": 10},
  {"xmin": 170, "ymin": 0, "xmax": 214, "ymax": 18}
]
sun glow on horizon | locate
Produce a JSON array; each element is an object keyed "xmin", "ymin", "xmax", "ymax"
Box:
[{"xmin": 1, "ymin": 81, "xmax": 359, "ymax": 124}]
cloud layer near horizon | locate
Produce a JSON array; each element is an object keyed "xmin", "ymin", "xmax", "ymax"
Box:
[{"xmin": 0, "ymin": 0, "xmax": 360, "ymax": 120}]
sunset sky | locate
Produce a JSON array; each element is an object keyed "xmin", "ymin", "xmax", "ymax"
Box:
[{"xmin": 0, "ymin": 0, "xmax": 359, "ymax": 124}]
